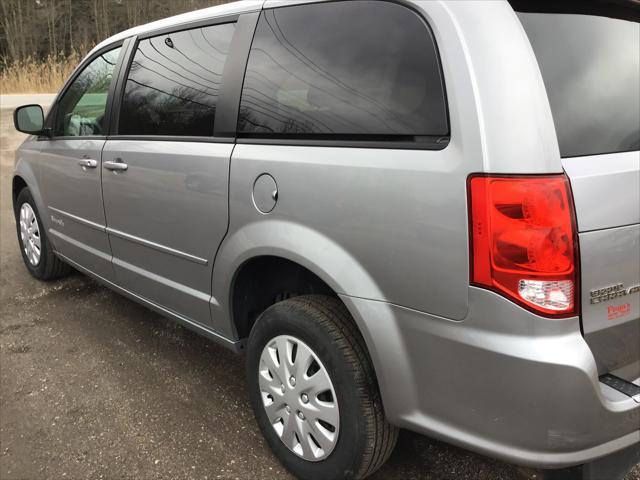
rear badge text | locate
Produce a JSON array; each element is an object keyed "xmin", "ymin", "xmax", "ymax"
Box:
[{"xmin": 590, "ymin": 283, "xmax": 640, "ymax": 304}]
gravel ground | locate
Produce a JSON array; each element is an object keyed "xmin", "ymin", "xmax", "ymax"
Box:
[{"xmin": 1, "ymin": 105, "xmax": 638, "ymax": 480}]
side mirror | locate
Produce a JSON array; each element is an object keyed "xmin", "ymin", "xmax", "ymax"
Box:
[{"xmin": 13, "ymin": 104, "xmax": 47, "ymax": 136}]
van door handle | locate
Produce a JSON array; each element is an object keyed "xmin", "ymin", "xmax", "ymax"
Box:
[
  {"xmin": 104, "ymin": 158, "xmax": 128, "ymax": 172},
  {"xmin": 78, "ymin": 158, "xmax": 98, "ymax": 169}
]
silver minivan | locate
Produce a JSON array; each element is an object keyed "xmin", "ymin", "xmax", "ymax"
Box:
[{"xmin": 12, "ymin": 1, "xmax": 640, "ymax": 478}]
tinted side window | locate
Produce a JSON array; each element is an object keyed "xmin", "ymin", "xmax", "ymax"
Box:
[
  {"xmin": 55, "ymin": 47, "xmax": 121, "ymax": 137},
  {"xmin": 517, "ymin": 12, "xmax": 639, "ymax": 157},
  {"xmin": 119, "ymin": 23, "xmax": 235, "ymax": 137},
  {"xmin": 238, "ymin": 1, "xmax": 448, "ymax": 140}
]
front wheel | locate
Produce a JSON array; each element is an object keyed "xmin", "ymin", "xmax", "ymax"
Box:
[
  {"xmin": 14, "ymin": 187, "xmax": 70, "ymax": 280},
  {"xmin": 246, "ymin": 295, "xmax": 398, "ymax": 480}
]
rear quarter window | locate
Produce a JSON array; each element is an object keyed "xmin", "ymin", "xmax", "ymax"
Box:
[
  {"xmin": 237, "ymin": 0, "xmax": 449, "ymax": 144},
  {"xmin": 517, "ymin": 11, "xmax": 640, "ymax": 158}
]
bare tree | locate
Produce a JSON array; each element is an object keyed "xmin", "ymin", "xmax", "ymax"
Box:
[{"xmin": 0, "ymin": 0, "xmax": 232, "ymax": 65}]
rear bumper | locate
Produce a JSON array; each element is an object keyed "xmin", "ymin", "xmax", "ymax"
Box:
[{"xmin": 341, "ymin": 287, "xmax": 640, "ymax": 468}]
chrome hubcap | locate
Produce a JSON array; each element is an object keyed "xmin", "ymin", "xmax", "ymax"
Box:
[
  {"xmin": 19, "ymin": 203, "xmax": 41, "ymax": 266},
  {"xmin": 258, "ymin": 335, "xmax": 340, "ymax": 461}
]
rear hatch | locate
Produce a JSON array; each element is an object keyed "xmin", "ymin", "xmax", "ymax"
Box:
[{"xmin": 515, "ymin": 4, "xmax": 640, "ymax": 379}]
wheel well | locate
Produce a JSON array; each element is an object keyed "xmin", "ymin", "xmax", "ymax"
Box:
[
  {"xmin": 12, "ymin": 176, "xmax": 27, "ymax": 208},
  {"xmin": 232, "ymin": 256, "xmax": 337, "ymax": 339}
]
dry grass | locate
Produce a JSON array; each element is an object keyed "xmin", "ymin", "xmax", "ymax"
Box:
[{"xmin": 0, "ymin": 51, "xmax": 85, "ymax": 94}]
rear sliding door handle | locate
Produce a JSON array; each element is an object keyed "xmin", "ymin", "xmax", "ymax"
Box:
[
  {"xmin": 104, "ymin": 158, "xmax": 128, "ymax": 172},
  {"xmin": 78, "ymin": 158, "xmax": 98, "ymax": 169}
]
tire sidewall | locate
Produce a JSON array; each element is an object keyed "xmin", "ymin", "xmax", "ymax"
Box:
[
  {"xmin": 14, "ymin": 188, "xmax": 52, "ymax": 279},
  {"xmin": 247, "ymin": 299, "xmax": 368, "ymax": 480}
]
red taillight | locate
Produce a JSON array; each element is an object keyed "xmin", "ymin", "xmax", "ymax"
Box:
[{"xmin": 468, "ymin": 174, "xmax": 579, "ymax": 317}]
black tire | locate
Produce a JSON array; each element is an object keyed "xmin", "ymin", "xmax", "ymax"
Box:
[
  {"xmin": 14, "ymin": 187, "xmax": 71, "ymax": 281},
  {"xmin": 247, "ymin": 295, "xmax": 398, "ymax": 480}
]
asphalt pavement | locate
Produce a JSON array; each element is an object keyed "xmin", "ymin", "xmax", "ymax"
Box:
[{"xmin": 1, "ymin": 100, "xmax": 638, "ymax": 480}]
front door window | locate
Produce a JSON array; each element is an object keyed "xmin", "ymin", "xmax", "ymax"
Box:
[{"xmin": 54, "ymin": 47, "xmax": 122, "ymax": 137}]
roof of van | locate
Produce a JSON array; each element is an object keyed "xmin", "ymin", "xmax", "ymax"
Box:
[{"xmin": 90, "ymin": 0, "xmax": 264, "ymax": 55}]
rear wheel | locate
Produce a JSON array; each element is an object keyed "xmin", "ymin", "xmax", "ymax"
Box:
[
  {"xmin": 14, "ymin": 187, "xmax": 71, "ymax": 280},
  {"xmin": 247, "ymin": 295, "xmax": 398, "ymax": 480}
]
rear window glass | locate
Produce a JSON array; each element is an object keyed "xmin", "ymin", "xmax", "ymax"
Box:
[
  {"xmin": 517, "ymin": 12, "xmax": 639, "ymax": 157},
  {"xmin": 119, "ymin": 23, "xmax": 235, "ymax": 137},
  {"xmin": 237, "ymin": 1, "xmax": 449, "ymax": 143}
]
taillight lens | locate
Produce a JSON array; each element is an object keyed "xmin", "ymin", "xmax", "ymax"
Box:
[{"xmin": 468, "ymin": 174, "xmax": 578, "ymax": 317}]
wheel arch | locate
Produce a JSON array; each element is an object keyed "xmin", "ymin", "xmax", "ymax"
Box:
[
  {"xmin": 230, "ymin": 255, "xmax": 337, "ymax": 339},
  {"xmin": 211, "ymin": 220, "xmax": 386, "ymax": 341},
  {"xmin": 12, "ymin": 175, "xmax": 28, "ymax": 208},
  {"xmin": 12, "ymin": 164, "xmax": 52, "ymax": 239}
]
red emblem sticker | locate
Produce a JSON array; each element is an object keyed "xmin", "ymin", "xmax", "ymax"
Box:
[{"xmin": 608, "ymin": 303, "xmax": 631, "ymax": 321}]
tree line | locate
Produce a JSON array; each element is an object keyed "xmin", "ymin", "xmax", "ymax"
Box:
[{"xmin": 0, "ymin": 0, "xmax": 231, "ymax": 64}]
